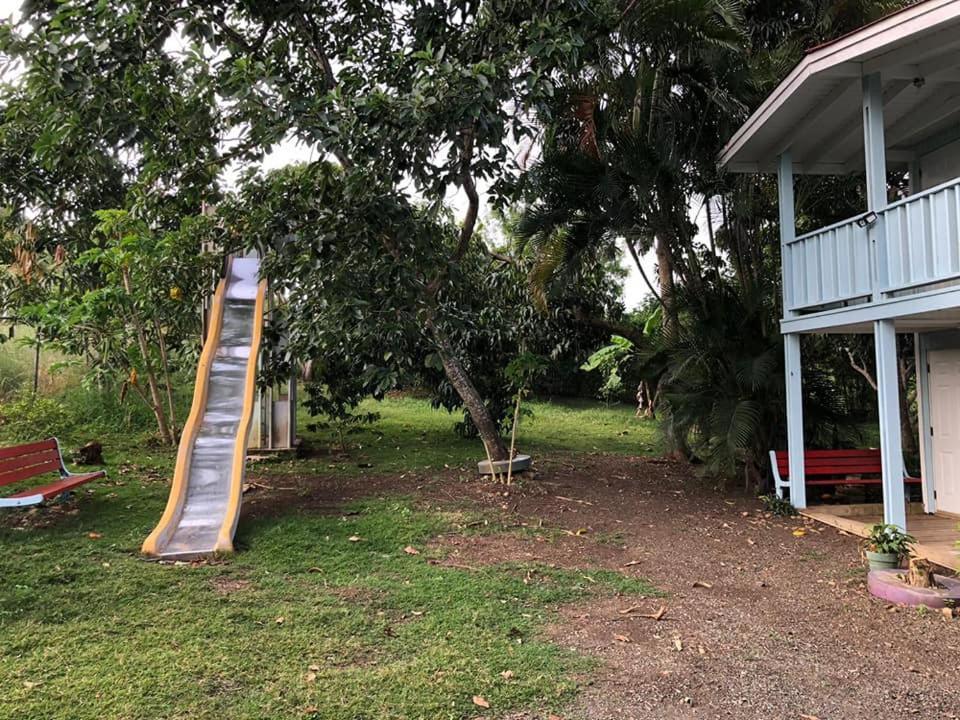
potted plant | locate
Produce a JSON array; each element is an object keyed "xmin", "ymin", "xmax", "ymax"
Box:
[{"xmin": 865, "ymin": 523, "xmax": 916, "ymax": 570}]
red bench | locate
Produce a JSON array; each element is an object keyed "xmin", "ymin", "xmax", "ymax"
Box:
[
  {"xmin": 0, "ymin": 438, "xmax": 105, "ymax": 508},
  {"xmin": 769, "ymin": 448, "xmax": 921, "ymax": 499}
]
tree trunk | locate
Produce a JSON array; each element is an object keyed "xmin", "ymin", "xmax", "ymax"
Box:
[
  {"xmin": 898, "ymin": 356, "xmax": 918, "ymax": 457},
  {"xmin": 32, "ymin": 334, "xmax": 40, "ymax": 394},
  {"xmin": 431, "ymin": 328, "xmax": 509, "ymax": 462},
  {"xmin": 122, "ymin": 269, "xmax": 175, "ymax": 445},
  {"xmin": 655, "ymin": 236, "xmax": 677, "ymax": 339}
]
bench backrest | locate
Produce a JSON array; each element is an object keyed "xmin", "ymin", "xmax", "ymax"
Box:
[
  {"xmin": 773, "ymin": 449, "xmax": 882, "ymax": 479},
  {"xmin": 0, "ymin": 439, "xmax": 65, "ymax": 488}
]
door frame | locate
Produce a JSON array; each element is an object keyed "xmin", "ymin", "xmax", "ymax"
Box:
[{"xmin": 918, "ymin": 330, "xmax": 960, "ymax": 514}]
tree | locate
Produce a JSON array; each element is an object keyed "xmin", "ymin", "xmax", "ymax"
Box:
[
  {"xmin": 218, "ymin": 163, "xmax": 624, "ymax": 450},
  {"xmin": 511, "ymin": 0, "xmax": 910, "ymax": 483},
  {"xmin": 19, "ymin": 210, "xmax": 218, "ymax": 444},
  {"xmin": 513, "ymin": 0, "xmax": 748, "ymax": 338},
  {"xmin": 0, "ymin": 0, "xmax": 623, "ymax": 463}
]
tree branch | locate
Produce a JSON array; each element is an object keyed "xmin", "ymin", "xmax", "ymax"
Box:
[
  {"xmin": 573, "ymin": 306, "xmax": 646, "ymax": 347},
  {"xmin": 297, "ymin": 13, "xmax": 352, "ymax": 170},
  {"xmin": 452, "ymin": 125, "xmax": 479, "ymax": 267},
  {"xmin": 845, "ymin": 347, "xmax": 878, "ymax": 390},
  {"xmin": 624, "ymin": 237, "xmax": 662, "ymax": 305}
]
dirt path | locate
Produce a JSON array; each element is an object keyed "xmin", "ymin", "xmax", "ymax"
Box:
[{"xmin": 252, "ymin": 454, "xmax": 960, "ymax": 720}]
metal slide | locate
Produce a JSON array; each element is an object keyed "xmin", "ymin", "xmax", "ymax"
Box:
[{"xmin": 142, "ymin": 257, "xmax": 266, "ymax": 559}]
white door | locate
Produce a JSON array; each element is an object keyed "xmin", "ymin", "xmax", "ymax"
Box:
[{"xmin": 927, "ymin": 350, "xmax": 960, "ymax": 515}]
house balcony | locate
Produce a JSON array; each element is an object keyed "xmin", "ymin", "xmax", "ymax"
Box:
[{"xmin": 783, "ymin": 174, "xmax": 960, "ymax": 333}]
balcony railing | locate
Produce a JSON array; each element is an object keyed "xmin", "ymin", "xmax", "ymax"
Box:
[
  {"xmin": 786, "ymin": 216, "xmax": 872, "ymax": 311},
  {"xmin": 882, "ymin": 178, "xmax": 960, "ymax": 292},
  {"xmin": 785, "ymin": 175, "xmax": 960, "ymax": 314}
]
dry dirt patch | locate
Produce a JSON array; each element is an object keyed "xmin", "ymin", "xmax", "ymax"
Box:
[{"xmin": 248, "ymin": 453, "xmax": 960, "ymax": 720}]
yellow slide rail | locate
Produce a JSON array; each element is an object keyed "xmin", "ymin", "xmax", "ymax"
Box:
[
  {"xmin": 214, "ymin": 277, "xmax": 267, "ymax": 553},
  {"xmin": 142, "ymin": 276, "xmax": 228, "ymax": 556}
]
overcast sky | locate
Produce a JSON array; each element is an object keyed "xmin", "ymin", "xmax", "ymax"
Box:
[{"xmin": 0, "ymin": 0, "xmax": 674, "ymax": 310}]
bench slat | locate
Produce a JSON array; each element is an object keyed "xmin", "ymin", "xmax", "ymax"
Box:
[
  {"xmin": 0, "ymin": 438, "xmax": 58, "ymax": 462},
  {"xmin": 773, "ymin": 449, "xmax": 919, "ymax": 487},
  {"xmin": 0, "ymin": 438, "xmax": 105, "ymax": 507},
  {"xmin": 0, "ymin": 460, "xmax": 63, "ymax": 487},
  {"xmin": 8, "ymin": 471, "xmax": 105, "ymax": 500},
  {"xmin": 0, "ymin": 449, "xmax": 63, "ymax": 481},
  {"xmin": 806, "ymin": 477, "xmax": 923, "ymax": 485}
]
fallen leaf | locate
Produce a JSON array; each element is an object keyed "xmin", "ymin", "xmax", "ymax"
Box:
[
  {"xmin": 305, "ymin": 672, "xmax": 317, "ymax": 683},
  {"xmin": 614, "ymin": 633, "xmax": 631, "ymax": 643},
  {"xmin": 673, "ymin": 636, "xmax": 683, "ymax": 652},
  {"xmin": 403, "ymin": 545, "xmax": 420, "ymax": 555},
  {"xmin": 308, "ymin": 664, "xmax": 320, "ymax": 672},
  {"xmin": 692, "ymin": 580, "xmax": 713, "ymax": 589},
  {"xmin": 747, "ymin": 538, "xmax": 756, "ymax": 546},
  {"xmin": 799, "ymin": 715, "xmax": 822, "ymax": 720},
  {"xmin": 87, "ymin": 532, "xmax": 102, "ymax": 540},
  {"xmin": 472, "ymin": 695, "xmax": 490, "ymax": 709},
  {"xmin": 275, "ymin": 616, "xmax": 285, "ymax": 625},
  {"xmin": 23, "ymin": 680, "xmax": 42, "ymax": 689},
  {"xmin": 618, "ymin": 605, "xmax": 642, "ymax": 615},
  {"xmin": 623, "ymin": 560, "xmax": 642, "ymax": 567},
  {"xmin": 792, "ymin": 529, "xmax": 807, "ymax": 537},
  {"xmin": 348, "ymin": 535, "xmax": 362, "ymax": 542},
  {"xmin": 499, "ymin": 670, "xmax": 514, "ymax": 680}
]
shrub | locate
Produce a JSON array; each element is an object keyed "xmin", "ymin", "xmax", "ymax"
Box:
[
  {"xmin": 866, "ymin": 523, "xmax": 916, "ymax": 556},
  {"xmin": 759, "ymin": 494, "xmax": 797, "ymax": 517},
  {"xmin": 0, "ymin": 392, "xmax": 74, "ymax": 442}
]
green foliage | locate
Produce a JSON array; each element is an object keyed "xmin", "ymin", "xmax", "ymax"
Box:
[
  {"xmin": 0, "ymin": 343, "xmax": 31, "ymax": 398},
  {"xmin": 0, "ymin": 0, "xmax": 632, "ymax": 462},
  {"xmin": 222, "ymin": 164, "xmax": 622, "ymax": 443},
  {"xmin": 505, "ymin": 352, "xmax": 550, "ymax": 393},
  {"xmin": 0, "ymin": 392, "xmax": 73, "ymax": 442},
  {"xmin": 650, "ymin": 275, "xmax": 863, "ymax": 485},
  {"xmin": 759, "ymin": 494, "xmax": 797, "ymax": 517},
  {"xmin": 17, "ymin": 209, "xmax": 218, "ymax": 443},
  {"xmin": 582, "ymin": 335, "xmax": 640, "ymax": 404},
  {"xmin": 512, "ymin": 0, "xmax": 748, "ymax": 307},
  {"xmin": 866, "ymin": 523, "xmax": 916, "ymax": 557}
]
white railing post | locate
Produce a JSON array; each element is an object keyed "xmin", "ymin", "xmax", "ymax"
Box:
[
  {"xmin": 874, "ymin": 318, "xmax": 906, "ymax": 530},
  {"xmin": 777, "ymin": 152, "xmax": 797, "ymax": 317},
  {"xmin": 784, "ymin": 332, "xmax": 806, "ymax": 509},
  {"xmin": 862, "ymin": 72, "xmax": 888, "ymax": 301}
]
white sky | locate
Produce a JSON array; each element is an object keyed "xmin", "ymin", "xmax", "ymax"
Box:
[{"xmin": 0, "ymin": 0, "xmax": 688, "ymax": 311}]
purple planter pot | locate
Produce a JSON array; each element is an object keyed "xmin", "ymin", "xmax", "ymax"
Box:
[{"xmin": 867, "ymin": 569, "xmax": 960, "ymax": 609}]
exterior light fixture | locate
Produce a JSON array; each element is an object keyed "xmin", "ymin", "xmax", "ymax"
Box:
[{"xmin": 856, "ymin": 211, "xmax": 879, "ymax": 228}]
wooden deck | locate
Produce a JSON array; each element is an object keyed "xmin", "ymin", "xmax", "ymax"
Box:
[{"xmin": 801, "ymin": 503, "xmax": 960, "ymax": 572}]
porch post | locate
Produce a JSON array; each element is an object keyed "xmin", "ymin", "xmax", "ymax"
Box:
[
  {"xmin": 777, "ymin": 152, "xmax": 796, "ymax": 318},
  {"xmin": 784, "ymin": 332, "xmax": 806, "ymax": 508},
  {"xmin": 862, "ymin": 72, "xmax": 888, "ymax": 300},
  {"xmin": 874, "ymin": 319, "xmax": 906, "ymax": 529}
]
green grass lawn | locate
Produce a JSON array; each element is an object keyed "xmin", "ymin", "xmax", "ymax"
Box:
[
  {"xmin": 0, "ymin": 395, "xmax": 661, "ymax": 720},
  {"xmin": 290, "ymin": 395, "xmax": 661, "ymax": 476}
]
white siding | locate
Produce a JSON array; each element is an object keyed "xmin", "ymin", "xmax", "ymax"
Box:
[{"xmin": 921, "ymin": 138, "xmax": 960, "ymax": 190}]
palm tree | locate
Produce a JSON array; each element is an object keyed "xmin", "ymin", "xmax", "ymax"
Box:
[
  {"xmin": 513, "ymin": 0, "xmax": 909, "ymax": 482},
  {"xmin": 514, "ymin": 0, "xmax": 748, "ymax": 336}
]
